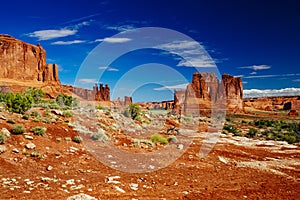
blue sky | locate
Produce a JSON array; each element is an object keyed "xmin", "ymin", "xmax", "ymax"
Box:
[{"xmin": 1, "ymin": 0, "xmax": 300, "ymax": 101}]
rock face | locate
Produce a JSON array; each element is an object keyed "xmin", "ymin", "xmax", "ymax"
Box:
[
  {"xmin": 0, "ymin": 34, "xmax": 59, "ymax": 84},
  {"xmin": 174, "ymin": 72, "xmax": 243, "ymax": 114},
  {"xmin": 73, "ymin": 84, "xmax": 110, "ymax": 101},
  {"xmin": 288, "ymin": 110, "xmax": 299, "ymax": 117}
]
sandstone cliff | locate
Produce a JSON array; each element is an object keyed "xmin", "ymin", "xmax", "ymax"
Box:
[
  {"xmin": 174, "ymin": 72, "xmax": 243, "ymax": 114},
  {"xmin": 0, "ymin": 34, "xmax": 59, "ymax": 83}
]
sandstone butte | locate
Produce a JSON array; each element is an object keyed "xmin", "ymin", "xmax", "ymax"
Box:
[{"xmin": 0, "ymin": 34, "xmax": 109, "ymax": 101}]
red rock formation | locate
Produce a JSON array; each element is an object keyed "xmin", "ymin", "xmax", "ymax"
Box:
[
  {"xmin": 288, "ymin": 110, "xmax": 299, "ymax": 117},
  {"xmin": 174, "ymin": 72, "xmax": 244, "ymax": 115},
  {"xmin": 124, "ymin": 96, "xmax": 132, "ymax": 107},
  {"xmin": 0, "ymin": 34, "xmax": 60, "ymax": 84},
  {"xmin": 73, "ymin": 83, "xmax": 110, "ymax": 101}
]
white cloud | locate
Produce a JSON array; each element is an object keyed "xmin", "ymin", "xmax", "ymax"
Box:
[
  {"xmin": 51, "ymin": 40, "xmax": 85, "ymax": 45},
  {"xmin": 250, "ymin": 71, "xmax": 257, "ymax": 75},
  {"xmin": 239, "ymin": 65, "xmax": 271, "ymax": 71},
  {"xmin": 154, "ymin": 83, "xmax": 188, "ymax": 91},
  {"xmin": 105, "ymin": 24, "xmax": 136, "ymax": 32},
  {"xmin": 95, "ymin": 37, "xmax": 132, "ymax": 43},
  {"xmin": 78, "ymin": 78, "xmax": 97, "ymax": 84},
  {"xmin": 293, "ymin": 79, "xmax": 300, "ymax": 82},
  {"xmin": 156, "ymin": 40, "xmax": 216, "ymax": 68},
  {"xmin": 98, "ymin": 66, "xmax": 119, "ymax": 71},
  {"xmin": 244, "ymin": 88, "xmax": 300, "ymax": 98},
  {"xmin": 244, "ymin": 73, "xmax": 300, "ymax": 79},
  {"xmin": 28, "ymin": 29, "xmax": 77, "ymax": 40}
]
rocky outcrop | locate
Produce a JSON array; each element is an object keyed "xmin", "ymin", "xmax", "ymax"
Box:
[
  {"xmin": 288, "ymin": 110, "xmax": 299, "ymax": 117},
  {"xmin": 73, "ymin": 83, "xmax": 110, "ymax": 101},
  {"xmin": 174, "ymin": 72, "xmax": 243, "ymax": 115},
  {"xmin": 0, "ymin": 34, "xmax": 59, "ymax": 84},
  {"xmin": 124, "ymin": 96, "xmax": 132, "ymax": 107}
]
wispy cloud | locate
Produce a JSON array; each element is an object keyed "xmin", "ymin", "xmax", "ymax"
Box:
[
  {"xmin": 78, "ymin": 78, "xmax": 97, "ymax": 84},
  {"xmin": 239, "ymin": 65, "xmax": 271, "ymax": 71},
  {"xmin": 28, "ymin": 29, "xmax": 77, "ymax": 40},
  {"xmin": 105, "ymin": 24, "xmax": 136, "ymax": 32},
  {"xmin": 95, "ymin": 37, "xmax": 132, "ymax": 43},
  {"xmin": 156, "ymin": 40, "xmax": 216, "ymax": 68},
  {"xmin": 250, "ymin": 71, "xmax": 257, "ymax": 75},
  {"xmin": 244, "ymin": 88, "xmax": 300, "ymax": 98},
  {"xmin": 98, "ymin": 66, "xmax": 119, "ymax": 71},
  {"xmin": 51, "ymin": 40, "xmax": 85, "ymax": 45},
  {"xmin": 293, "ymin": 79, "xmax": 300, "ymax": 82},
  {"xmin": 244, "ymin": 73, "xmax": 300, "ymax": 79},
  {"xmin": 154, "ymin": 83, "xmax": 188, "ymax": 91}
]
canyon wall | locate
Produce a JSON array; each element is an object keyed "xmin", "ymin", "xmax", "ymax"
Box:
[{"xmin": 0, "ymin": 34, "xmax": 59, "ymax": 84}]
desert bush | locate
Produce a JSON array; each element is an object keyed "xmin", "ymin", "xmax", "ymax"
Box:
[
  {"xmin": 133, "ymin": 139, "xmax": 154, "ymax": 148},
  {"xmin": 246, "ymin": 128, "xmax": 258, "ymax": 138},
  {"xmin": 122, "ymin": 108, "xmax": 130, "ymax": 118},
  {"xmin": 90, "ymin": 129, "xmax": 108, "ymax": 142},
  {"xmin": 4, "ymin": 92, "xmax": 33, "ymax": 114},
  {"xmin": 30, "ymin": 126, "xmax": 47, "ymax": 136},
  {"xmin": 0, "ymin": 131, "xmax": 7, "ymax": 144},
  {"xmin": 30, "ymin": 151, "xmax": 40, "ymax": 157},
  {"xmin": 30, "ymin": 110, "xmax": 41, "ymax": 118},
  {"xmin": 24, "ymin": 88, "xmax": 45, "ymax": 104},
  {"xmin": 56, "ymin": 94, "xmax": 78, "ymax": 107},
  {"xmin": 11, "ymin": 124, "xmax": 25, "ymax": 134},
  {"xmin": 22, "ymin": 114, "xmax": 30, "ymax": 120},
  {"xmin": 73, "ymin": 136, "xmax": 83, "ymax": 143},
  {"xmin": 129, "ymin": 103, "xmax": 141, "ymax": 120},
  {"xmin": 150, "ymin": 133, "xmax": 168, "ymax": 145},
  {"xmin": 62, "ymin": 110, "xmax": 73, "ymax": 117}
]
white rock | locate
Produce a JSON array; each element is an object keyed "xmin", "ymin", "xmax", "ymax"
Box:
[
  {"xmin": 66, "ymin": 179, "xmax": 75, "ymax": 185},
  {"xmin": 66, "ymin": 193, "xmax": 97, "ymax": 200},
  {"xmin": 12, "ymin": 148, "xmax": 19, "ymax": 153},
  {"xmin": 129, "ymin": 183, "xmax": 138, "ymax": 191},
  {"xmin": 218, "ymin": 156, "xmax": 228, "ymax": 164},
  {"xmin": 25, "ymin": 143, "xmax": 36, "ymax": 150},
  {"xmin": 177, "ymin": 144, "xmax": 184, "ymax": 150},
  {"xmin": 0, "ymin": 145, "xmax": 6, "ymax": 153},
  {"xmin": 114, "ymin": 186, "xmax": 125, "ymax": 193},
  {"xmin": 24, "ymin": 135, "xmax": 33, "ymax": 140},
  {"xmin": 46, "ymin": 166, "xmax": 53, "ymax": 171},
  {"xmin": 1, "ymin": 128, "xmax": 10, "ymax": 137}
]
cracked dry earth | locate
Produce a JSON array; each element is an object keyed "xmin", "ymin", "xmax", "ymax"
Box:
[{"xmin": 0, "ymin": 115, "xmax": 299, "ymax": 199}]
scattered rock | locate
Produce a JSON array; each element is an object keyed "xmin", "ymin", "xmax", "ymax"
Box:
[
  {"xmin": 114, "ymin": 185, "xmax": 125, "ymax": 193},
  {"xmin": 46, "ymin": 166, "xmax": 53, "ymax": 171},
  {"xmin": 0, "ymin": 115, "xmax": 6, "ymax": 120},
  {"xmin": 12, "ymin": 148, "xmax": 19, "ymax": 153},
  {"xmin": 66, "ymin": 193, "xmax": 97, "ymax": 200},
  {"xmin": 25, "ymin": 143, "xmax": 36, "ymax": 149},
  {"xmin": 218, "ymin": 156, "xmax": 228, "ymax": 164},
  {"xmin": 0, "ymin": 145, "xmax": 6, "ymax": 153},
  {"xmin": 177, "ymin": 144, "xmax": 184, "ymax": 150},
  {"xmin": 24, "ymin": 135, "xmax": 33, "ymax": 140},
  {"xmin": 107, "ymin": 176, "xmax": 121, "ymax": 184},
  {"xmin": 1, "ymin": 128, "xmax": 10, "ymax": 137},
  {"xmin": 129, "ymin": 183, "xmax": 138, "ymax": 191}
]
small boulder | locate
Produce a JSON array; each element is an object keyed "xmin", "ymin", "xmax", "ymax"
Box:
[
  {"xmin": 1, "ymin": 128, "xmax": 10, "ymax": 138},
  {"xmin": 288, "ymin": 110, "xmax": 299, "ymax": 117},
  {"xmin": 25, "ymin": 143, "xmax": 36, "ymax": 150},
  {"xmin": 66, "ymin": 193, "xmax": 97, "ymax": 200},
  {"xmin": 0, "ymin": 145, "xmax": 6, "ymax": 153}
]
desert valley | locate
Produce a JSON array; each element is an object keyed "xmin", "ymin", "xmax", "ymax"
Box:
[{"xmin": 0, "ymin": 34, "xmax": 299, "ymax": 200}]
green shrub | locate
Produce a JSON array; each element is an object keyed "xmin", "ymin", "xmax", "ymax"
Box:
[
  {"xmin": 150, "ymin": 133, "xmax": 168, "ymax": 145},
  {"xmin": 90, "ymin": 129, "xmax": 108, "ymax": 142},
  {"xmin": 7, "ymin": 118, "xmax": 15, "ymax": 124},
  {"xmin": 73, "ymin": 136, "xmax": 83, "ymax": 143},
  {"xmin": 31, "ymin": 110, "xmax": 41, "ymax": 117},
  {"xmin": 4, "ymin": 92, "xmax": 33, "ymax": 114},
  {"xmin": 11, "ymin": 124, "xmax": 25, "ymax": 134},
  {"xmin": 56, "ymin": 94, "xmax": 78, "ymax": 107},
  {"xmin": 129, "ymin": 103, "xmax": 141, "ymax": 120},
  {"xmin": 30, "ymin": 151, "xmax": 40, "ymax": 157},
  {"xmin": 246, "ymin": 128, "xmax": 258, "ymax": 138},
  {"xmin": 30, "ymin": 126, "xmax": 47, "ymax": 136},
  {"xmin": 0, "ymin": 131, "xmax": 7, "ymax": 144},
  {"xmin": 62, "ymin": 110, "xmax": 73, "ymax": 117},
  {"xmin": 24, "ymin": 88, "xmax": 45, "ymax": 104},
  {"xmin": 22, "ymin": 114, "xmax": 30, "ymax": 120}
]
